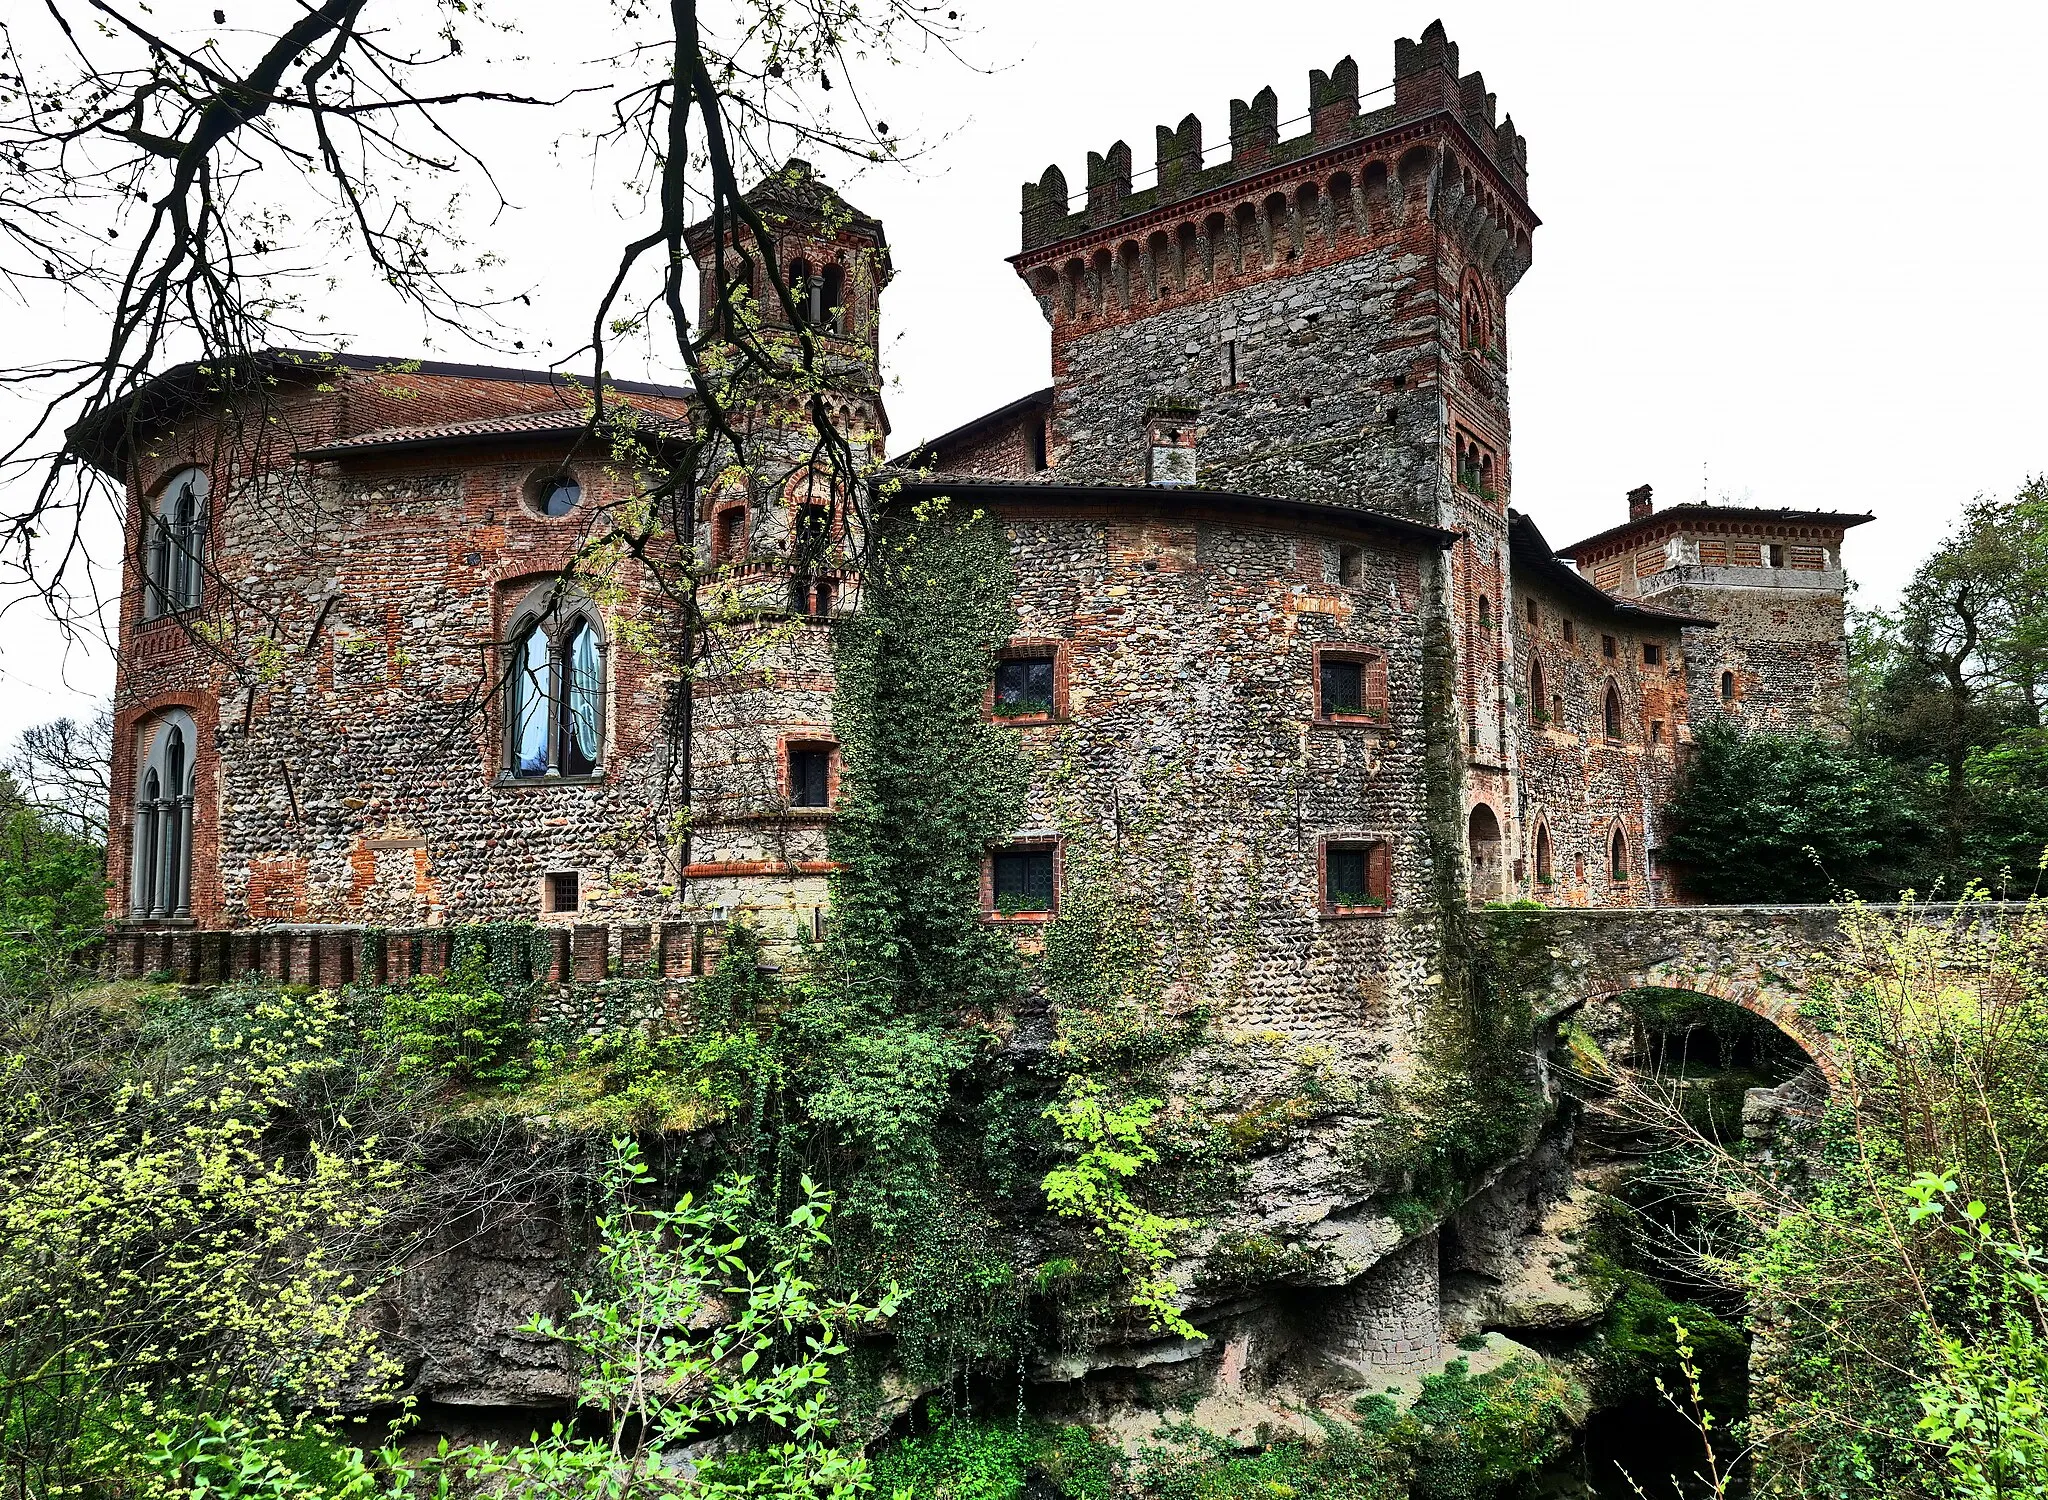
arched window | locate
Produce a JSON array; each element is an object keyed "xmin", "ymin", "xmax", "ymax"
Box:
[
  {"xmin": 1529, "ymin": 659, "xmax": 1547, "ymax": 725},
  {"xmin": 1533, "ymin": 821, "xmax": 1553, "ymax": 885},
  {"xmin": 1609, "ymin": 825, "xmax": 1631, "ymax": 884},
  {"xmin": 1603, "ymin": 681, "xmax": 1624, "ymax": 741},
  {"xmin": 503, "ymin": 592, "xmax": 607, "ymax": 779},
  {"xmin": 790, "ymin": 257, "xmax": 814, "ymax": 323},
  {"xmin": 1467, "ymin": 803, "xmax": 1503, "ymax": 901},
  {"xmin": 819, "ymin": 263, "xmax": 845, "ymax": 333},
  {"xmin": 1720, "ymin": 669, "xmax": 1737, "ymax": 704},
  {"xmin": 144, "ymin": 468, "xmax": 209, "ymax": 618},
  {"xmin": 131, "ymin": 710, "xmax": 197, "ymax": 919}
]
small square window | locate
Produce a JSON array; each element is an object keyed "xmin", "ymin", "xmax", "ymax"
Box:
[
  {"xmin": 992, "ymin": 846, "xmax": 1056, "ymax": 914},
  {"xmin": 1320, "ymin": 658, "xmax": 1364, "ymax": 715},
  {"xmin": 1650, "ymin": 719, "xmax": 1665, "ymax": 744},
  {"xmin": 1643, "ymin": 642, "xmax": 1662, "ymax": 666},
  {"xmin": 1601, "ymin": 633, "xmax": 1617, "ymax": 659},
  {"xmin": 545, "ymin": 870, "xmax": 581, "ymax": 914},
  {"xmin": 1324, "ymin": 840, "xmax": 1391, "ymax": 912},
  {"xmin": 994, "ymin": 656, "xmax": 1055, "ymax": 717},
  {"xmin": 789, "ymin": 747, "xmax": 832, "ymax": 808}
]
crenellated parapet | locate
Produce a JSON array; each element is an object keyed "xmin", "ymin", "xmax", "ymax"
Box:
[{"xmin": 1018, "ymin": 21, "xmax": 1530, "ymax": 256}]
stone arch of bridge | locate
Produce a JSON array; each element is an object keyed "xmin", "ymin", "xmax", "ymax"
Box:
[{"xmin": 1570, "ymin": 967, "xmax": 1841, "ymax": 1089}]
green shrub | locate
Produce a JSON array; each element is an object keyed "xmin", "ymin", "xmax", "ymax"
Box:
[{"xmin": 377, "ymin": 951, "xmax": 529, "ymax": 1085}]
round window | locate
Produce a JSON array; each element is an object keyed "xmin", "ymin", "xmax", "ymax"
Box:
[{"xmin": 538, "ymin": 475, "xmax": 581, "ymax": 516}]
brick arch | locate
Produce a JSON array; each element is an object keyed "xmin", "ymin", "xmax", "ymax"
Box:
[{"xmin": 1575, "ymin": 970, "xmax": 1841, "ymax": 1089}]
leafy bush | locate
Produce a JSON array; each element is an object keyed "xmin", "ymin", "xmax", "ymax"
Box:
[{"xmin": 377, "ymin": 949, "xmax": 529, "ymax": 1085}]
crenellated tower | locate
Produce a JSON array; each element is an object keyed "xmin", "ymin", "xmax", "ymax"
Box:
[{"xmin": 1006, "ymin": 20, "xmax": 1539, "ymax": 882}]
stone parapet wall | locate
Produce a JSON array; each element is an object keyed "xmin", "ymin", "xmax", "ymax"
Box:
[{"xmin": 104, "ymin": 919, "xmax": 729, "ymax": 989}]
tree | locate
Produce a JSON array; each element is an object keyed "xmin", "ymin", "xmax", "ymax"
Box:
[
  {"xmin": 3, "ymin": 711, "xmax": 112, "ymax": 844},
  {"xmin": 1661, "ymin": 719, "xmax": 1916, "ymax": 902},
  {"xmin": 1855, "ymin": 481, "xmax": 2048, "ymax": 878}
]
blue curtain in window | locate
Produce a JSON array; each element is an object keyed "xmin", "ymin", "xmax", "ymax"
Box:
[
  {"xmin": 564, "ymin": 622, "xmax": 601, "ymax": 774},
  {"xmin": 511, "ymin": 627, "xmax": 550, "ymax": 775}
]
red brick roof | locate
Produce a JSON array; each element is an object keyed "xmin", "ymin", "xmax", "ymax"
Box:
[{"xmin": 299, "ymin": 405, "xmax": 692, "ymax": 460}]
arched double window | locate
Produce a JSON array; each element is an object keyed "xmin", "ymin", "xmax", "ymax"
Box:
[
  {"xmin": 143, "ymin": 468, "xmax": 209, "ymax": 618},
  {"xmin": 131, "ymin": 710, "xmax": 197, "ymax": 919},
  {"xmin": 504, "ymin": 592, "xmax": 606, "ymax": 779}
]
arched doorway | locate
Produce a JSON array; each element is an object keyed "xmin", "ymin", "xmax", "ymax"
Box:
[{"xmin": 1468, "ymin": 803, "xmax": 1503, "ymax": 901}]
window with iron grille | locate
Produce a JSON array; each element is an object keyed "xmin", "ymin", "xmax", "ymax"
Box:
[
  {"xmin": 993, "ymin": 656, "xmax": 1055, "ymax": 717},
  {"xmin": 1324, "ymin": 840, "xmax": 1391, "ymax": 911},
  {"xmin": 992, "ymin": 846, "xmax": 1056, "ymax": 914},
  {"xmin": 545, "ymin": 871, "xmax": 581, "ymax": 913}
]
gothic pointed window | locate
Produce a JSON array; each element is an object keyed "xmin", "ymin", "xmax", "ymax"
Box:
[
  {"xmin": 1604, "ymin": 681, "xmax": 1625, "ymax": 741},
  {"xmin": 130, "ymin": 710, "xmax": 197, "ymax": 920},
  {"xmin": 1610, "ymin": 825, "xmax": 1632, "ymax": 884},
  {"xmin": 143, "ymin": 468, "xmax": 209, "ymax": 618},
  {"xmin": 1529, "ymin": 659, "xmax": 1547, "ymax": 725},
  {"xmin": 503, "ymin": 589, "xmax": 607, "ymax": 780}
]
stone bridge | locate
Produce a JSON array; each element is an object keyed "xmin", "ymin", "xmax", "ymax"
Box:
[{"xmin": 1473, "ymin": 903, "xmax": 2031, "ymax": 1088}]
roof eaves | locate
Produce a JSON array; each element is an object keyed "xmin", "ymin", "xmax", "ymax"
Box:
[{"xmin": 885, "ymin": 473, "xmax": 1458, "ymax": 548}]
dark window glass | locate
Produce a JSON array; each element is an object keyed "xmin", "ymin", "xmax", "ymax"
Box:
[
  {"xmin": 1327, "ymin": 847, "xmax": 1368, "ymax": 905},
  {"xmin": 1605, "ymin": 684, "xmax": 1624, "ymax": 740},
  {"xmin": 547, "ymin": 870, "xmax": 580, "ymax": 913},
  {"xmin": 790, "ymin": 748, "xmax": 831, "ymax": 808},
  {"xmin": 1721, "ymin": 670, "xmax": 1736, "ymax": 703},
  {"xmin": 794, "ymin": 504, "xmax": 830, "ymax": 551},
  {"xmin": 541, "ymin": 476, "xmax": 581, "ymax": 516},
  {"xmin": 994, "ymin": 656, "xmax": 1055, "ymax": 716},
  {"xmin": 993, "ymin": 848, "xmax": 1055, "ymax": 913},
  {"xmin": 1320, "ymin": 658, "xmax": 1364, "ymax": 715},
  {"xmin": 1602, "ymin": 634, "xmax": 1617, "ymax": 659},
  {"xmin": 813, "ymin": 579, "xmax": 834, "ymax": 615},
  {"xmin": 1643, "ymin": 642, "xmax": 1662, "ymax": 666},
  {"xmin": 1610, "ymin": 830, "xmax": 1630, "ymax": 882}
]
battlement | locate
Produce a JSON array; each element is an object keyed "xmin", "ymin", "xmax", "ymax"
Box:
[{"xmin": 1021, "ymin": 21, "xmax": 1528, "ymax": 251}]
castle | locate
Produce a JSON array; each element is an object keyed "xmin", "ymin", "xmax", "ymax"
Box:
[
  {"xmin": 80, "ymin": 22, "xmax": 1866, "ymax": 978},
  {"xmin": 69, "ymin": 21, "xmax": 1891, "ymax": 1406}
]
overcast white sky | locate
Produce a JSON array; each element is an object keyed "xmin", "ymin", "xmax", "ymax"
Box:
[{"xmin": 4, "ymin": 1, "xmax": 2045, "ymax": 748}]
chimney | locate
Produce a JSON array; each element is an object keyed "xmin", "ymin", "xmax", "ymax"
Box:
[{"xmin": 1628, "ymin": 484, "xmax": 1654, "ymax": 522}]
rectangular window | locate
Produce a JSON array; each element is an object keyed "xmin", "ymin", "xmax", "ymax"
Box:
[
  {"xmin": 1525, "ymin": 598, "xmax": 1539, "ymax": 626},
  {"xmin": 1602, "ymin": 634, "xmax": 1617, "ymax": 659},
  {"xmin": 993, "ymin": 656, "xmax": 1055, "ymax": 717},
  {"xmin": 1562, "ymin": 619, "xmax": 1576, "ymax": 644},
  {"xmin": 789, "ymin": 747, "xmax": 832, "ymax": 808},
  {"xmin": 1643, "ymin": 642, "xmax": 1662, "ymax": 666},
  {"xmin": 715, "ymin": 508, "xmax": 746, "ymax": 562},
  {"xmin": 1338, "ymin": 545, "xmax": 1365, "ymax": 586},
  {"xmin": 1324, "ymin": 840, "xmax": 1391, "ymax": 912},
  {"xmin": 1650, "ymin": 719, "xmax": 1665, "ymax": 744},
  {"xmin": 545, "ymin": 870, "xmax": 581, "ymax": 914},
  {"xmin": 1767, "ymin": 543, "xmax": 1786, "ymax": 568},
  {"xmin": 992, "ymin": 846, "xmax": 1056, "ymax": 914},
  {"xmin": 1320, "ymin": 657, "xmax": 1364, "ymax": 715}
]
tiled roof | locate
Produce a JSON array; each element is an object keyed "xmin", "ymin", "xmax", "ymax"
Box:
[
  {"xmin": 1509, "ymin": 511, "xmax": 1718, "ymax": 629},
  {"xmin": 1557, "ymin": 503, "xmax": 1874, "ymax": 560},
  {"xmin": 299, "ymin": 405, "xmax": 692, "ymax": 460}
]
